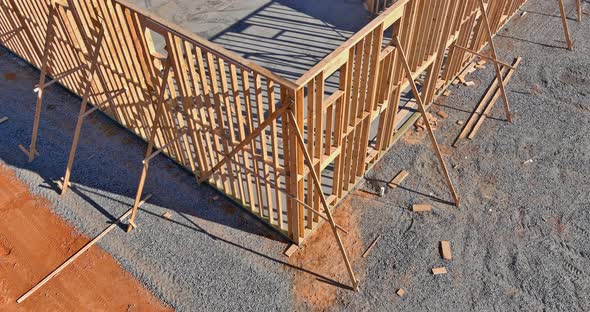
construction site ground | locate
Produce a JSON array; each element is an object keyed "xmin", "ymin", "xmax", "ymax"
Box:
[{"xmin": 0, "ymin": 0, "xmax": 588, "ymax": 311}]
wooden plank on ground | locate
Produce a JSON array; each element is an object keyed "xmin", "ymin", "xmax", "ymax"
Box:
[
  {"xmin": 432, "ymin": 267, "xmax": 448, "ymax": 275},
  {"xmin": 388, "ymin": 170, "xmax": 409, "ymax": 189},
  {"xmin": 362, "ymin": 234, "xmax": 382, "ymax": 258},
  {"xmin": 412, "ymin": 204, "xmax": 432, "ymax": 212},
  {"xmin": 441, "ymin": 240, "xmax": 452, "ymax": 260}
]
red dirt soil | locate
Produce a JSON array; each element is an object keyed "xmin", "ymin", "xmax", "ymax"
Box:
[
  {"xmin": 289, "ymin": 196, "xmax": 366, "ymax": 311},
  {"xmin": 0, "ymin": 164, "xmax": 171, "ymax": 311}
]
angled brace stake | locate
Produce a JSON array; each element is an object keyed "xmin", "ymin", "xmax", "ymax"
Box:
[
  {"xmin": 558, "ymin": 0, "xmax": 574, "ymax": 50},
  {"xmin": 477, "ymin": 0, "xmax": 513, "ymax": 123},
  {"xmin": 197, "ymin": 104, "xmax": 289, "ymax": 184},
  {"xmin": 19, "ymin": 5, "xmax": 58, "ymax": 162},
  {"xmin": 287, "ymin": 110, "xmax": 360, "ymax": 292},
  {"xmin": 60, "ymin": 1, "xmax": 126, "ymax": 195},
  {"xmin": 393, "ymin": 36, "xmax": 460, "ymax": 207},
  {"xmin": 126, "ymin": 58, "xmax": 174, "ymax": 233}
]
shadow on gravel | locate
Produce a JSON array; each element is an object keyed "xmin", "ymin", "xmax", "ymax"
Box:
[
  {"xmin": 361, "ymin": 176, "xmax": 456, "ymax": 206},
  {"xmin": 496, "ymin": 34, "xmax": 569, "ymax": 50},
  {"xmin": 139, "ymin": 207, "xmax": 353, "ymax": 290},
  {"xmin": 0, "ymin": 47, "xmax": 290, "ymax": 242}
]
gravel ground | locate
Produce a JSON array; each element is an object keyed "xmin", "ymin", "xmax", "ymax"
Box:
[{"xmin": 0, "ymin": 0, "xmax": 589, "ymax": 311}]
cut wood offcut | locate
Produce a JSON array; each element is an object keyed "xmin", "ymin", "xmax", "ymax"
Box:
[
  {"xmin": 441, "ymin": 241, "xmax": 452, "ymax": 260},
  {"xmin": 432, "ymin": 267, "xmax": 448, "ymax": 275},
  {"xmin": 388, "ymin": 170, "xmax": 409, "ymax": 189},
  {"xmin": 412, "ymin": 204, "xmax": 432, "ymax": 212}
]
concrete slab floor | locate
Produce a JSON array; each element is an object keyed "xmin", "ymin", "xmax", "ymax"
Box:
[
  {"xmin": 124, "ymin": 0, "xmax": 373, "ymax": 80},
  {"xmin": 0, "ymin": 0, "xmax": 589, "ymax": 311}
]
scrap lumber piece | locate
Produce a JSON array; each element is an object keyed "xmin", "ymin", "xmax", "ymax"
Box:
[
  {"xmin": 162, "ymin": 212, "xmax": 173, "ymax": 220},
  {"xmin": 283, "ymin": 244, "xmax": 299, "ymax": 257},
  {"xmin": 412, "ymin": 204, "xmax": 432, "ymax": 212},
  {"xmin": 17, "ymin": 194, "xmax": 151, "ymax": 304},
  {"xmin": 397, "ymin": 288, "xmax": 406, "ymax": 297},
  {"xmin": 388, "ymin": 170, "xmax": 409, "ymax": 189},
  {"xmin": 441, "ymin": 241, "xmax": 452, "ymax": 260},
  {"xmin": 432, "ymin": 267, "xmax": 448, "ymax": 275},
  {"xmin": 0, "ymin": 116, "xmax": 7, "ymax": 124},
  {"xmin": 453, "ymin": 57, "xmax": 521, "ymax": 147},
  {"xmin": 468, "ymin": 57, "xmax": 522, "ymax": 139},
  {"xmin": 362, "ymin": 234, "xmax": 382, "ymax": 258}
]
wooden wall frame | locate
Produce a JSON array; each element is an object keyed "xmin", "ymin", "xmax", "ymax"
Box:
[{"xmin": 0, "ymin": 0, "xmax": 533, "ymax": 289}]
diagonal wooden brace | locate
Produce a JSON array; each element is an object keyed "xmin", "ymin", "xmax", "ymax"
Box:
[
  {"xmin": 477, "ymin": 0, "xmax": 513, "ymax": 123},
  {"xmin": 287, "ymin": 110, "xmax": 360, "ymax": 292},
  {"xmin": 393, "ymin": 36, "xmax": 460, "ymax": 207},
  {"xmin": 197, "ymin": 104, "xmax": 289, "ymax": 184}
]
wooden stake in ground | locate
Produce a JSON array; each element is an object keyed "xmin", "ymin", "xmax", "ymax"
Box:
[
  {"xmin": 394, "ymin": 36, "xmax": 460, "ymax": 207},
  {"xmin": 477, "ymin": 0, "xmax": 513, "ymax": 122},
  {"xmin": 16, "ymin": 194, "xmax": 151, "ymax": 304},
  {"xmin": 558, "ymin": 0, "xmax": 574, "ymax": 50},
  {"xmin": 127, "ymin": 58, "xmax": 173, "ymax": 232},
  {"xmin": 287, "ymin": 110, "xmax": 360, "ymax": 291},
  {"xmin": 19, "ymin": 5, "xmax": 57, "ymax": 162}
]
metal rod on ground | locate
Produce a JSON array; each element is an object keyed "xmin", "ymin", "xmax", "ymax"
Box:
[
  {"xmin": 287, "ymin": 110, "xmax": 360, "ymax": 291},
  {"xmin": 393, "ymin": 36, "xmax": 460, "ymax": 207},
  {"xmin": 16, "ymin": 194, "xmax": 152, "ymax": 304}
]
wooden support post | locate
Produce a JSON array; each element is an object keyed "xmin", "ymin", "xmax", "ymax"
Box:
[
  {"xmin": 287, "ymin": 110, "xmax": 360, "ymax": 291},
  {"xmin": 16, "ymin": 194, "xmax": 151, "ymax": 304},
  {"xmin": 577, "ymin": 0, "xmax": 582, "ymax": 22},
  {"xmin": 20, "ymin": 6, "xmax": 56, "ymax": 162},
  {"xmin": 393, "ymin": 36, "xmax": 460, "ymax": 207},
  {"xmin": 127, "ymin": 59, "xmax": 173, "ymax": 232},
  {"xmin": 60, "ymin": 26, "xmax": 106, "ymax": 195},
  {"xmin": 558, "ymin": 0, "xmax": 574, "ymax": 50},
  {"xmin": 478, "ymin": 0, "xmax": 513, "ymax": 123}
]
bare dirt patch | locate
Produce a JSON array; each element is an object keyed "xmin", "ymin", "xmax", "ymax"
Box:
[
  {"xmin": 0, "ymin": 164, "xmax": 171, "ymax": 311},
  {"xmin": 289, "ymin": 196, "xmax": 366, "ymax": 311}
]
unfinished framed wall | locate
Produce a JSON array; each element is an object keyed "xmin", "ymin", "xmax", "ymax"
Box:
[{"xmin": 0, "ymin": 0, "xmax": 526, "ymax": 245}]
